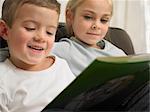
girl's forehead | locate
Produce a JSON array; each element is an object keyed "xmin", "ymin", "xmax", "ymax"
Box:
[
  {"xmin": 79, "ymin": 0, "xmax": 111, "ymax": 9},
  {"xmin": 76, "ymin": 0, "xmax": 112, "ymax": 15}
]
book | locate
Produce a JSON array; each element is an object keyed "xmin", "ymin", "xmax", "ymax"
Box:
[{"xmin": 42, "ymin": 54, "xmax": 150, "ymax": 111}]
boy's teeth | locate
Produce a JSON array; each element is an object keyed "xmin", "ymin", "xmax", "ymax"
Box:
[{"xmin": 28, "ymin": 45, "xmax": 44, "ymax": 50}]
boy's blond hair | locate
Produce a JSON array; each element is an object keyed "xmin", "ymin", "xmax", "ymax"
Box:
[
  {"xmin": 2, "ymin": 0, "xmax": 60, "ymax": 28},
  {"xmin": 65, "ymin": 0, "xmax": 113, "ymax": 36}
]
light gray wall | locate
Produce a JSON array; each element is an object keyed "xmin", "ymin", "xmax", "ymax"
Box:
[
  {"xmin": 58, "ymin": 0, "xmax": 68, "ymax": 22},
  {"xmin": 0, "ymin": 0, "xmax": 4, "ymax": 18}
]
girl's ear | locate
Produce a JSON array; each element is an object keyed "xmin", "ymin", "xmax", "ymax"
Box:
[
  {"xmin": 0, "ymin": 20, "xmax": 9, "ymax": 40},
  {"xmin": 66, "ymin": 9, "xmax": 74, "ymax": 26}
]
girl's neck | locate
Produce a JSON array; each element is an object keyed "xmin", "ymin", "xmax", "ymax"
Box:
[{"xmin": 71, "ymin": 36, "xmax": 105, "ymax": 49}]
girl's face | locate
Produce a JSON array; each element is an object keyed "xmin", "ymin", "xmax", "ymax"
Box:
[
  {"xmin": 69, "ymin": 0, "xmax": 112, "ymax": 48},
  {"xmin": 3, "ymin": 4, "xmax": 59, "ymax": 70}
]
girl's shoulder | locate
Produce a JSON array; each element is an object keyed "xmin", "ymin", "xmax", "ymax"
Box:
[
  {"xmin": 104, "ymin": 39, "xmax": 126, "ymax": 56},
  {"xmin": 52, "ymin": 37, "xmax": 75, "ymax": 57}
]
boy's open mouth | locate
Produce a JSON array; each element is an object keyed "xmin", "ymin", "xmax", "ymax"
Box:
[{"xmin": 28, "ymin": 45, "xmax": 44, "ymax": 51}]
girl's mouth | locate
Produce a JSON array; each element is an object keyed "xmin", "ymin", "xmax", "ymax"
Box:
[{"xmin": 87, "ymin": 32, "xmax": 100, "ymax": 36}]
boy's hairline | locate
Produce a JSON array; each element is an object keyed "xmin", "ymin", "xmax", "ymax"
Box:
[{"xmin": 2, "ymin": 0, "xmax": 60, "ymax": 28}]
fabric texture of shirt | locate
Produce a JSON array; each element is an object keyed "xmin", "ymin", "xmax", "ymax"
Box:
[
  {"xmin": 0, "ymin": 56, "xmax": 75, "ymax": 112},
  {"xmin": 0, "ymin": 47, "xmax": 9, "ymax": 62},
  {"xmin": 52, "ymin": 37, "xmax": 126, "ymax": 76}
]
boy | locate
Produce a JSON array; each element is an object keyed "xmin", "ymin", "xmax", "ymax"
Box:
[{"xmin": 0, "ymin": 0, "xmax": 75, "ymax": 112}]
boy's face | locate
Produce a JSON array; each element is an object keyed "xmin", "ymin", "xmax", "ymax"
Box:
[
  {"xmin": 3, "ymin": 4, "xmax": 59, "ymax": 67},
  {"xmin": 69, "ymin": 0, "xmax": 111, "ymax": 48}
]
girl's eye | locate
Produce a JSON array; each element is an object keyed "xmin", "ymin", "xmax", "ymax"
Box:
[
  {"xmin": 84, "ymin": 15, "xmax": 93, "ymax": 20},
  {"xmin": 25, "ymin": 27, "xmax": 35, "ymax": 31},
  {"xmin": 101, "ymin": 19, "xmax": 110, "ymax": 24}
]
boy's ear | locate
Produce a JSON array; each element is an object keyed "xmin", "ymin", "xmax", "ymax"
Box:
[{"xmin": 0, "ymin": 20, "xmax": 9, "ymax": 40}]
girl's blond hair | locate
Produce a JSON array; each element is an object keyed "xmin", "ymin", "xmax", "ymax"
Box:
[{"xmin": 65, "ymin": 0, "xmax": 113, "ymax": 36}]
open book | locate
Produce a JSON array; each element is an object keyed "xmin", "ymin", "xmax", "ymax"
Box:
[{"xmin": 42, "ymin": 54, "xmax": 150, "ymax": 111}]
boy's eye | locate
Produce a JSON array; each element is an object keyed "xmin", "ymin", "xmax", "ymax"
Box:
[
  {"xmin": 46, "ymin": 31, "xmax": 54, "ymax": 36},
  {"xmin": 25, "ymin": 27, "xmax": 35, "ymax": 31}
]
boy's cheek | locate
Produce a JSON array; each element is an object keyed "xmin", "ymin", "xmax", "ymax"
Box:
[{"xmin": 47, "ymin": 40, "xmax": 55, "ymax": 50}]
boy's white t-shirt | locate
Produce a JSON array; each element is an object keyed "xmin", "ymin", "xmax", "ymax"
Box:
[{"xmin": 0, "ymin": 56, "xmax": 75, "ymax": 112}]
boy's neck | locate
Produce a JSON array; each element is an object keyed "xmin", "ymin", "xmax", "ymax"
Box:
[{"xmin": 9, "ymin": 56, "xmax": 55, "ymax": 71}]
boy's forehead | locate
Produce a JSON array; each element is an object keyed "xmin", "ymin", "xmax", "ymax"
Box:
[
  {"xmin": 14, "ymin": 4, "xmax": 59, "ymax": 27},
  {"xmin": 2, "ymin": 0, "xmax": 60, "ymax": 14},
  {"xmin": 16, "ymin": 3, "xmax": 59, "ymax": 17}
]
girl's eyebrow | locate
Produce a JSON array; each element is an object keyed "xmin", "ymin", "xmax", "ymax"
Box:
[
  {"xmin": 82, "ymin": 9, "xmax": 111, "ymax": 16},
  {"xmin": 102, "ymin": 14, "xmax": 112, "ymax": 17},
  {"xmin": 82, "ymin": 10, "xmax": 95, "ymax": 14}
]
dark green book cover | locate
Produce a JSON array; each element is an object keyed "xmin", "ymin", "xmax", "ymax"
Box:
[{"xmin": 43, "ymin": 54, "xmax": 150, "ymax": 111}]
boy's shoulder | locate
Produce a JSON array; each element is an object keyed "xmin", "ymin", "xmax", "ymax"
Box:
[
  {"xmin": 0, "ymin": 59, "xmax": 11, "ymax": 78},
  {"xmin": 51, "ymin": 55, "xmax": 75, "ymax": 78},
  {"xmin": 0, "ymin": 47, "xmax": 9, "ymax": 62},
  {"xmin": 52, "ymin": 55, "xmax": 69, "ymax": 65}
]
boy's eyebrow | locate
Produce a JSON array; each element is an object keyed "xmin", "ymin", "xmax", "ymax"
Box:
[
  {"xmin": 47, "ymin": 25, "xmax": 58, "ymax": 29},
  {"xmin": 23, "ymin": 20, "xmax": 58, "ymax": 29}
]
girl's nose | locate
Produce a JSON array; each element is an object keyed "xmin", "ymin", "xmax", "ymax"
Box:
[
  {"xmin": 91, "ymin": 24, "xmax": 97, "ymax": 30},
  {"xmin": 91, "ymin": 20, "xmax": 102, "ymax": 30}
]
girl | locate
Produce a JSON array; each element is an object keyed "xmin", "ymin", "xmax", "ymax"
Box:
[{"xmin": 52, "ymin": 0, "xmax": 126, "ymax": 76}]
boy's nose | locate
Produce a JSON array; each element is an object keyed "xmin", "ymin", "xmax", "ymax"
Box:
[{"xmin": 34, "ymin": 33, "xmax": 46, "ymax": 43}]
